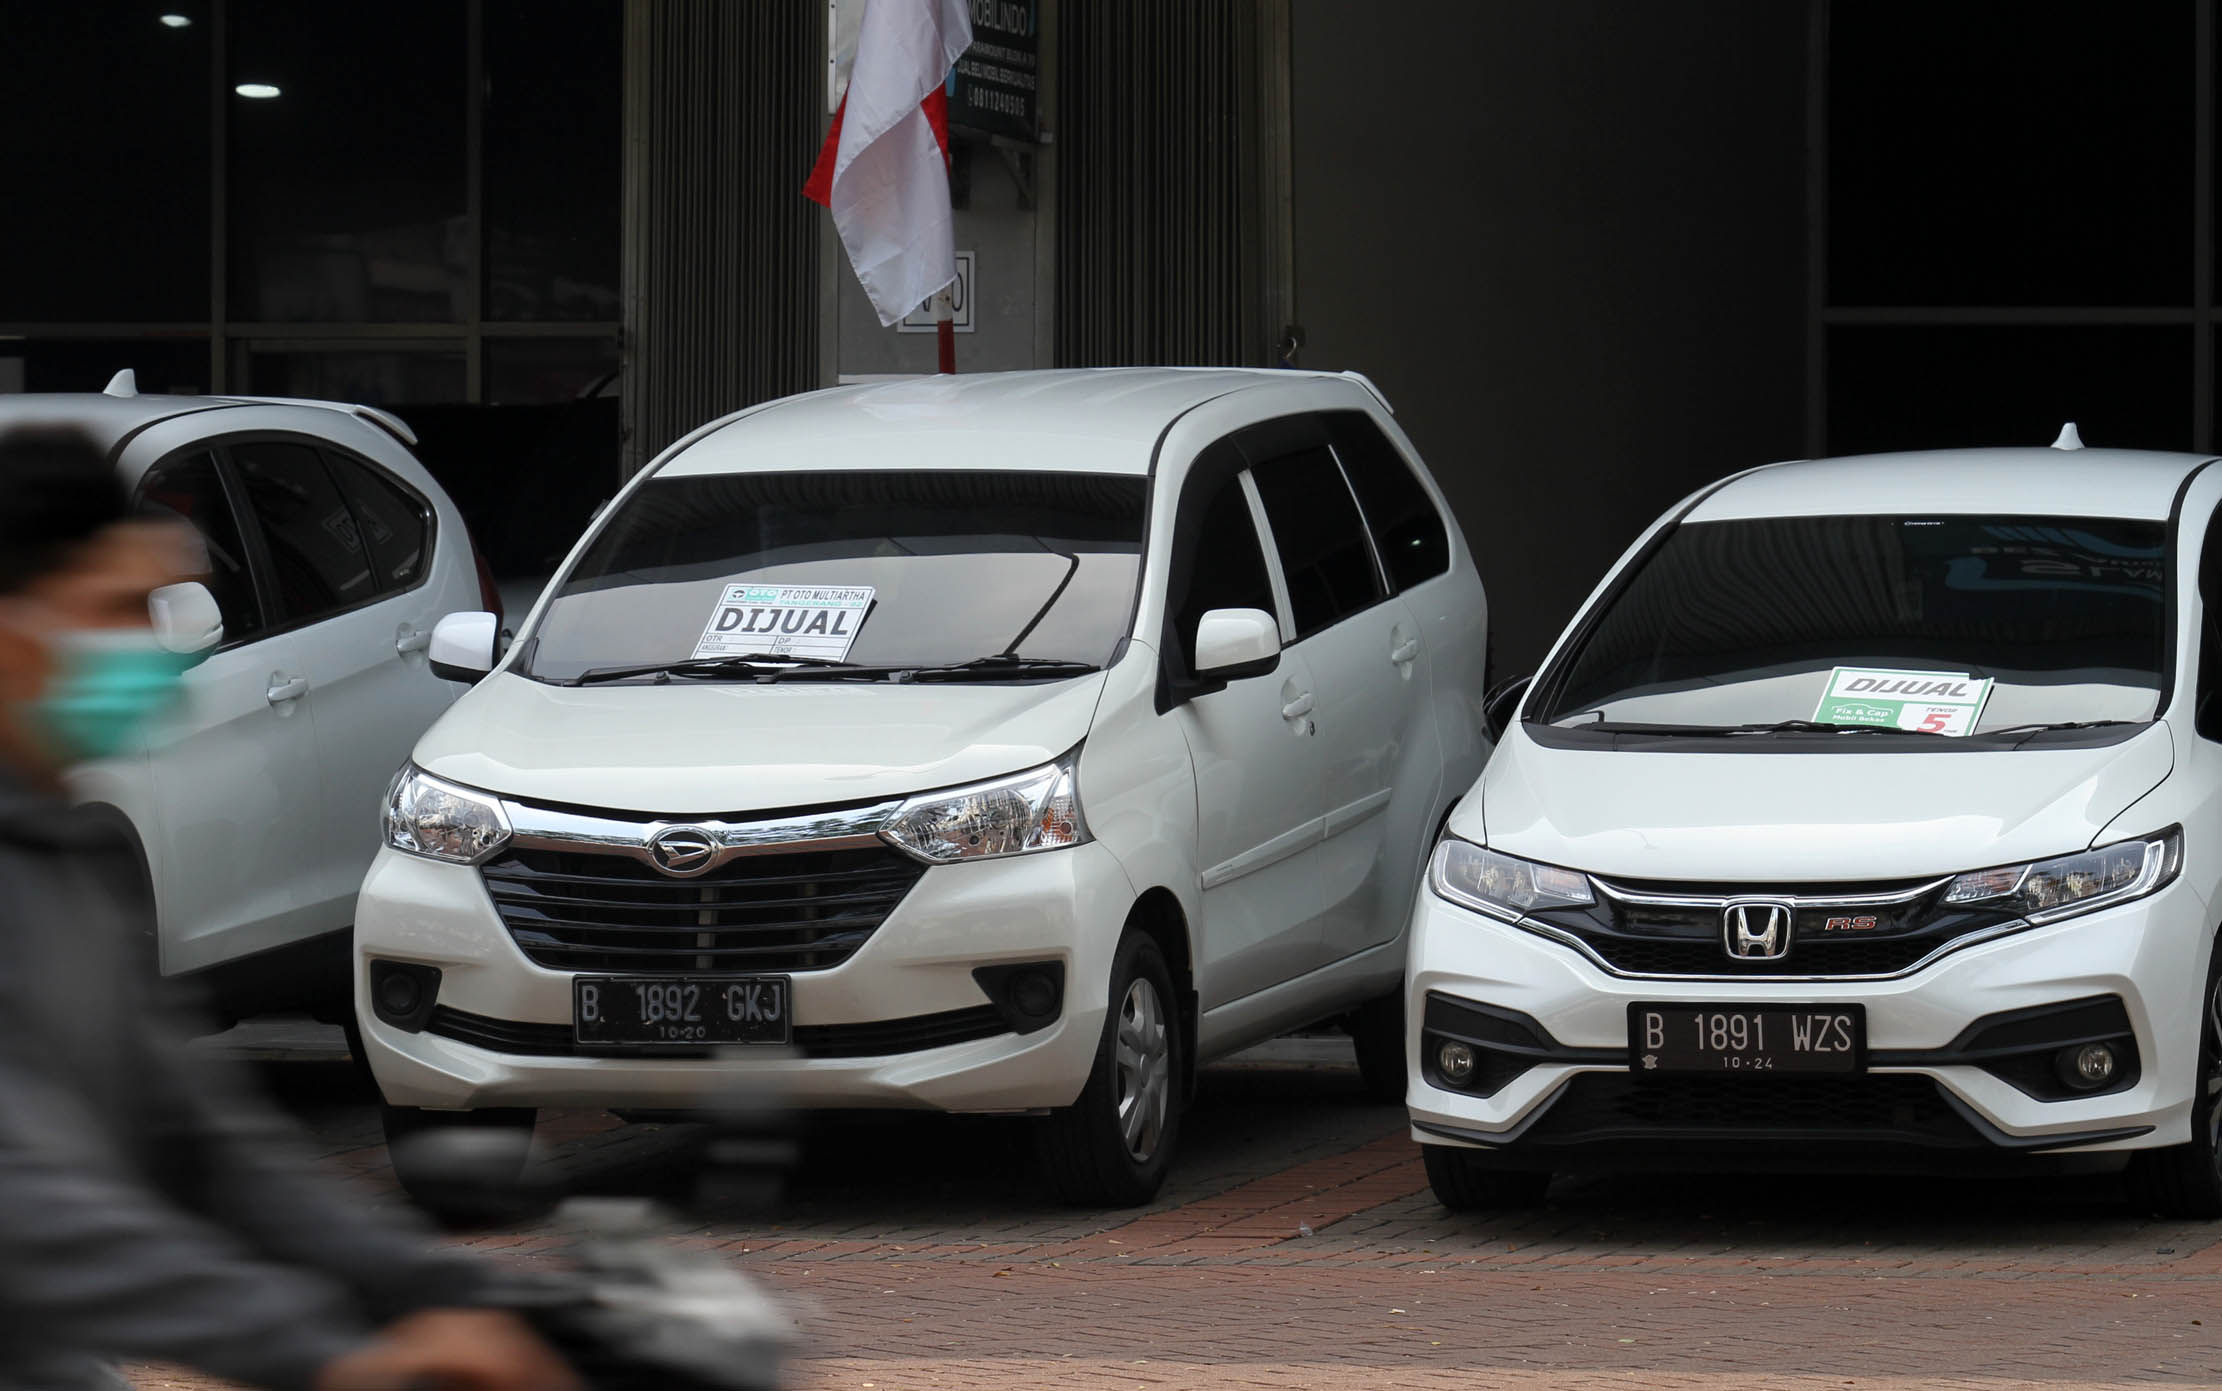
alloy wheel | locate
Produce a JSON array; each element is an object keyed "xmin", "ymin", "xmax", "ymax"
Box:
[{"xmin": 1114, "ymin": 976, "xmax": 1172, "ymax": 1163}]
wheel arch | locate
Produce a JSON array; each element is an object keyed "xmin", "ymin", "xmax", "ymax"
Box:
[{"xmin": 1126, "ymin": 886, "xmax": 1198, "ymax": 1098}]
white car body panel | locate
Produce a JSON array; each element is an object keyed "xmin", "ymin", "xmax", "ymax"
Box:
[
  {"xmin": 1411, "ymin": 442, "xmax": 2222, "ymax": 1170},
  {"xmin": 357, "ymin": 367, "xmax": 1493, "ymax": 1120},
  {"xmin": 2, "ymin": 394, "xmax": 481, "ymax": 989}
]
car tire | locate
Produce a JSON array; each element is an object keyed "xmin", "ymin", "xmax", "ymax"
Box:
[
  {"xmin": 2127, "ymin": 941, "xmax": 2222, "ymax": 1219},
  {"xmin": 1422, "ymin": 1144, "xmax": 1551, "ymax": 1211},
  {"xmin": 1036, "ymin": 930, "xmax": 1184, "ymax": 1208},
  {"xmin": 381, "ymin": 1105, "xmax": 543, "ymax": 1227},
  {"xmin": 1348, "ymin": 989, "xmax": 1408, "ymax": 1103}
]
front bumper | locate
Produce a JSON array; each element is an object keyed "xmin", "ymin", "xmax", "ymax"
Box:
[
  {"xmin": 1405, "ymin": 876, "xmax": 2212, "ymax": 1166},
  {"xmin": 354, "ymin": 839, "xmax": 1134, "ymax": 1113}
]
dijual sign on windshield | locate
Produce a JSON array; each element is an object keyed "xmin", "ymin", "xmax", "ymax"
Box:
[
  {"xmin": 692, "ymin": 584, "xmax": 876, "ymax": 663},
  {"xmin": 1811, "ymin": 666, "xmax": 1995, "ymax": 736}
]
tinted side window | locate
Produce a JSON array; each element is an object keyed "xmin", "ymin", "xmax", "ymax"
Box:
[
  {"xmin": 2199, "ymin": 500, "xmax": 2222, "ymax": 740},
  {"xmin": 1171, "ymin": 471, "xmax": 1276, "ymax": 673},
  {"xmin": 325, "ymin": 452, "xmax": 431, "ymax": 593},
  {"xmin": 137, "ymin": 451, "xmax": 265, "ymax": 644},
  {"xmin": 1327, "ymin": 412, "xmax": 1449, "ymax": 591},
  {"xmin": 229, "ymin": 440, "xmax": 377, "ymax": 623},
  {"xmin": 1250, "ymin": 446, "xmax": 1383, "ymax": 639}
]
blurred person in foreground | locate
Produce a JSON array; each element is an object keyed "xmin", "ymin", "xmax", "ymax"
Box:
[{"xmin": 0, "ymin": 425, "xmax": 579, "ymax": 1391}]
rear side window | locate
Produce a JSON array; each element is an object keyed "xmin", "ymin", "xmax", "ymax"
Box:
[
  {"xmin": 1170, "ymin": 472, "xmax": 1278, "ymax": 672},
  {"xmin": 1249, "ymin": 445, "xmax": 1384, "ymax": 639},
  {"xmin": 229, "ymin": 440, "xmax": 378, "ymax": 623},
  {"xmin": 2198, "ymin": 499, "xmax": 2222, "ymax": 740},
  {"xmin": 326, "ymin": 452, "xmax": 431, "ymax": 593},
  {"xmin": 1327, "ymin": 412, "xmax": 1449, "ymax": 591},
  {"xmin": 137, "ymin": 451, "xmax": 265, "ymax": 644}
]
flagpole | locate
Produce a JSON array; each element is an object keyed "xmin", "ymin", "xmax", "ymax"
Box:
[{"xmin": 934, "ymin": 285, "xmax": 956, "ymax": 374}]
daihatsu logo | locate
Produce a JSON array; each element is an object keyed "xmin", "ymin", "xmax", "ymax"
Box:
[
  {"xmin": 1723, "ymin": 901, "xmax": 1793, "ymax": 960},
  {"xmin": 647, "ymin": 826, "xmax": 720, "ymax": 877}
]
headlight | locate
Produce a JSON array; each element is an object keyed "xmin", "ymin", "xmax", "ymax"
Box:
[
  {"xmin": 1429, "ymin": 838, "xmax": 1593, "ymax": 921},
  {"xmin": 881, "ymin": 754, "xmax": 1088, "ymax": 864},
  {"xmin": 382, "ymin": 765, "xmax": 512, "ymax": 864},
  {"xmin": 1943, "ymin": 828, "xmax": 2182, "ymax": 924}
]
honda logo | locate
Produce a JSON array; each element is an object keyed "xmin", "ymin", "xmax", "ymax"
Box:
[
  {"xmin": 1723, "ymin": 900, "xmax": 1793, "ymax": 960},
  {"xmin": 646, "ymin": 826, "xmax": 720, "ymax": 878}
]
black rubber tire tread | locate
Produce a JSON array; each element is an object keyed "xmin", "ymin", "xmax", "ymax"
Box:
[
  {"xmin": 2126, "ymin": 940, "xmax": 2222, "ymax": 1219},
  {"xmin": 382, "ymin": 1105, "xmax": 539, "ymax": 1225},
  {"xmin": 1036, "ymin": 931, "xmax": 1184, "ymax": 1208},
  {"xmin": 1348, "ymin": 989, "xmax": 1408, "ymax": 1103},
  {"xmin": 1422, "ymin": 1144, "xmax": 1551, "ymax": 1211}
]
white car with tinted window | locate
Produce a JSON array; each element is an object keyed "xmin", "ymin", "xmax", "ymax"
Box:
[
  {"xmin": 1409, "ymin": 434, "xmax": 2222, "ymax": 1217},
  {"xmin": 0, "ymin": 378, "xmax": 493, "ymax": 1021},
  {"xmin": 356, "ymin": 368, "xmax": 1488, "ymax": 1205}
]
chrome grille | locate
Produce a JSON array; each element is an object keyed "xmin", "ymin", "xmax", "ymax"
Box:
[
  {"xmin": 480, "ymin": 844, "xmax": 924, "ymax": 974},
  {"xmin": 1525, "ymin": 875, "xmax": 2023, "ymax": 979}
]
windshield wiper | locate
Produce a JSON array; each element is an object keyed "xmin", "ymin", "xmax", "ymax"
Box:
[
  {"xmin": 905, "ymin": 654, "xmax": 1101, "ymax": 681},
  {"xmin": 567, "ymin": 652, "xmax": 857, "ymax": 686},
  {"xmin": 1976, "ymin": 719, "xmax": 2143, "ymax": 737},
  {"xmin": 1579, "ymin": 719, "xmax": 1945, "ymax": 737}
]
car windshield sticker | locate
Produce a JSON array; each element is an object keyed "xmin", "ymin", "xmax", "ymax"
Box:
[
  {"xmin": 691, "ymin": 584, "xmax": 875, "ymax": 663},
  {"xmin": 1812, "ymin": 666, "xmax": 1994, "ymax": 736}
]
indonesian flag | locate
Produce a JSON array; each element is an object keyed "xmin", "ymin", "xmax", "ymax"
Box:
[{"xmin": 803, "ymin": 0, "xmax": 973, "ymax": 327}]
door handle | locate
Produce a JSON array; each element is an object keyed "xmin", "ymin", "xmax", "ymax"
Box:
[
  {"xmin": 1281, "ymin": 691, "xmax": 1316, "ymax": 720},
  {"xmin": 1390, "ymin": 638, "xmax": 1421, "ymax": 665},
  {"xmin": 266, "ymin": 674, "xmax": 309, "ymax": 705},
  {"xmin": 396, "ymin": 625, "xmax": 431, "ymax": 655}
]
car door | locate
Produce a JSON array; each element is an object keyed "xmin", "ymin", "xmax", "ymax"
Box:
[
  {"xmin": 132, "ymin": 449, "xmax": 327, "ymax": 975},
  {"xmin": 1160, "ymin": 447, "xmax": 1333, "ymax": 1009},
  {"xmin": 1322, "ymin": 409, "xmax": 1461, "ymax": 952},
  {"xmin": 1245, "ymin": 426, "xmax": 1431, "ymax": 971},
  {"xmin": 226, "ymin": 437, "xmax": 455, "ymax": 924}
]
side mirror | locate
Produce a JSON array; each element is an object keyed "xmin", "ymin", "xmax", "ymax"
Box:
[
  {"xmin": 428, "ymin": 611, "xmax": 501, "ymax": 683},
  {"xmin": 148, "ymin": 581, "xmax": 223, "ymax": 654},
  {"xmin": 1483, "ymin": 674, "xmax": 1532, "ymax": 743},
  {"xmin": 1193, "ymin": 607, "xmax": 1281, "ymax": 681}
]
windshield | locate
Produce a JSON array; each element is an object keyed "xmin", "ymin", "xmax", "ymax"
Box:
[
  {"xmin": 1531, "ymin": 514, "xmax": 2169, "ymax": 736},
  {"xmin": 523, "ymin": 470, "xmax": 1147, "ymax": 684}
]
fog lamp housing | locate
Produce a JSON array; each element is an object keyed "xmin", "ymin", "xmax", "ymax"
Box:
[
  {"xmin": 2058, "ymin": 1042, "xmax": 2119, "ymax": 1091},
  {"xmin": 1436, "ymin": 1040, "xmax": 1478, "ymax": 1084},
  {"xmin": 368, "ymin": 959, "xmax": 443, "ymax": 1033}
]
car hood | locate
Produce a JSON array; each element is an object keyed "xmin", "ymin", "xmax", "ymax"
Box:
[
  {"xmin": 1466, "ymin": 722, "xmax": 2177, "ymax": 882},
  {"xmin": 412, "ymin": 670, "xmax": 1109, "ymax": 815}
]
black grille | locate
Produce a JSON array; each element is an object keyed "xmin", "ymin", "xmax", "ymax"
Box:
[
  {"xmin": 1526, "ymin": 1073, "xmax": 1977, "ymax": 1147},
  {"xmin": 480, "ymin": 845, "xmax": 925, "ymax": 974},
  {"xmin": 1528, "ymin": 878, "xmax": 2019, "ymax": 978},
  {"xmin": 426, "ymin": 1005, "xmax": 1008, "ymax": 1059}
]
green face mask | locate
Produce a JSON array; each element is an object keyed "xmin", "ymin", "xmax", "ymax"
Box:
[{"xmin": 34, "ymin": 630, "xmax": 199, "ymax": 764}]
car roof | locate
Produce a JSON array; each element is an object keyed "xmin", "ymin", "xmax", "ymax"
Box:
[
  {"xmin": 1688, "ymin": 446, "xmax": 2219, "ymax": 524},
  {"xmin": 657, "ymin": 367, "xmax": 1389, "ymax": 479},
  {"xmin": 0, "ymin": 391, "xmax": 418, "ymax": 458}
]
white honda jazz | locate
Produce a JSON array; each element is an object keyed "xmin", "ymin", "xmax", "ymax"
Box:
[{"xmin": 1409, "ymin": 432, "xmax": 2222, "ymax": 1217}]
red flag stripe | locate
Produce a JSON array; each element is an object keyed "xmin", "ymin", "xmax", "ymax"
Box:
[{"xmin": 803, "ymin": 83, "xmax": 953, "ymax": 208}]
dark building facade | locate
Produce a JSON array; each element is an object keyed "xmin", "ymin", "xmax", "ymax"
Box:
[{"xmin": 3, "ymin": 1, "xmax": 2209, "ymax": 670}]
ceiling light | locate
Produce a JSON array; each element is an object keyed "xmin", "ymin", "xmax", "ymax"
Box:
[
  {"xmin": 234, "ymin": 82, "xmax": 281, "ymax": 99},
  {"xmin": 159, "ymin": 13, "xmax": 192, "ymax": 27}
]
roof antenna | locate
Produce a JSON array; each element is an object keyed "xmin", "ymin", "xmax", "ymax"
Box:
[
  {"xmin": 2050, "ymin": 421, "xmax": 2084, "ymax": 451},
  {"xmin": 102, "ymin": 368, "xmax": 137, "ymax": 398}
]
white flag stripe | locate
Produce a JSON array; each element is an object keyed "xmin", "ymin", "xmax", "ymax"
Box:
[{"xmin": 828, "ymin": 0, "xmax": 973, "ymax": 327}]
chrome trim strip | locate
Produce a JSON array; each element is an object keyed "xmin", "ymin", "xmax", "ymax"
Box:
[
  {"xmin": 1590, "ymin": 875, "xmax": 1953, "ymax": 911},
  {"xmin": 1506, "ymin": 913, "xmax": 2035, "ymax": 984},
  {"xmin": 502, "ymin": 798, "xmax": 903, "ymax": 873}
]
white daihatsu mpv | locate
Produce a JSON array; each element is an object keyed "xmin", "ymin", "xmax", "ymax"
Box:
[
  {"xmin": 1410, "ymin": 434, "xmax": 2222, "ymax": 1218},
  {"xmin": 357, "ymin": 368, "xmax": 1488, "ymax": 1205}
]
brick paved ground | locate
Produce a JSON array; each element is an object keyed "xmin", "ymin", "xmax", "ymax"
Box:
[{"xmin": 125, "ymin": 1025, "xmax": 2222, "ymax": 1388}]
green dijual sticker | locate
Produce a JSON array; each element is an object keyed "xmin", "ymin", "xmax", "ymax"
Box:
[{"xmin": 1813, "ymin": 666, "xmax": 1994, "ymax": 736}]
